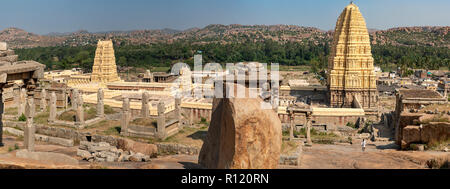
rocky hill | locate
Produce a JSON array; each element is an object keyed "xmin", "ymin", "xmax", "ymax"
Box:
[
  {"xmin": 371, "ymin": 26, "xmax": 450, "ymax": 48},
  {"xmin": 1, "ymin": 25, "xmax": 449, "ymax": 48},
  {"xmin": 0, "ymin": 28, "xmax": 65, "ymax": 48}
]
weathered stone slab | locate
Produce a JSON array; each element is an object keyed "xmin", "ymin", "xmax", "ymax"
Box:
[{"xmin": 16, "ymin": 149, "xmax": 79, "ymax": 165}]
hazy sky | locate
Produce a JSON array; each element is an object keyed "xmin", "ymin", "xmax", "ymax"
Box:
[{"xmin": 1, "ymin": 0, "xmax": 449, "ymax": 34}]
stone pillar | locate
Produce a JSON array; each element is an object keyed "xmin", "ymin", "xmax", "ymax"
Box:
[
  {"xmin": 289, "ymin": 112, "xmax": 295, "ymax": 141},
  {"xmin": 17, "ymin": 88, "xmax": 26, "ymax": 117},
  {"xmin": 141, "ymin": 92, "xmax": 149, "ymax": 117},
  {"xmin": 305, "ymin": 113, "xmax": 313, "ymax": 146},
  {"xmin": 72, "ymin": 89, "xmax": 79, "ymax": 110},
  {"xmin": 0, "ymin": 89, "xmax": 4, "ymax": 147},
  {"xmin": 190, "ymin": 108, "xmax": 194, "ymax": 125},
  {"xmin": 120, "ymin": 98, "xmax": 130, "ymax": 136},
  {"xmin": 75, "ymin": 93, "xmax": 84, "ymax": 127},
  {"xmin": 97, "ymin": 88, "xmax": 104, "ymax": 117},
  {"xmin": 48, "ymin": 92, "xmax": 57, "ymax": 123},
  {"xmin": 175, "ymin": 98, "xmax": 181, "ymax": 128},
  {"xmin": 24, "ymin": 97, "xmax": 35, "ymax": 151},
  {"xmin": 157, "ymin": 101, "xmax": 166, "ymax": 139},
  {"xmin": 40, "ymin": 88, "xmax": 47, "ymax": 112}
]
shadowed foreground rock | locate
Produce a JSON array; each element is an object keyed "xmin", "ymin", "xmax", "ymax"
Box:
[{"xmin": 198, "ymin": 84, "xmax": 282, "ymax": 169}]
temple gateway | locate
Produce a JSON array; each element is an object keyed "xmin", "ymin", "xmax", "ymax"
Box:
[{"xmin": 327, "ymin": 2, "xmax": 378, "ymax": 112}]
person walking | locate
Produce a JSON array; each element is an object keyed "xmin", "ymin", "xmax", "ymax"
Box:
[{"xmin": 361, "ymin": 139, "xmax": 366, "ymax": 152}]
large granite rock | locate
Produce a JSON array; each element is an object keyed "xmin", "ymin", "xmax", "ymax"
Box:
[{"xmin": 198, "ymin": 83, "xmax": 282, "ymax": 169}]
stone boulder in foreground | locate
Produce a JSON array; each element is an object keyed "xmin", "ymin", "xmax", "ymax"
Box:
[{"xmin": 198, "ymin": 83, "xmax": 282, "ymax": 169}]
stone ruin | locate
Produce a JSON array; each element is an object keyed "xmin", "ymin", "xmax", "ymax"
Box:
[
  {"xmin": 393, "ymin": 89, "xmax": 449, "ymax": 150},
  {"xmin": 0, "ymin": 42, "xmax": 45, "ymax": 147},
  {"xmin": 198, "ymin": 83, "xmax": 282, "ymax": 169},
  {"xmin": 47, "ymin": 88, "xmax": 106, "ymax": 129},
  {"xmin": 24, "ymin": 97, "xmax": 36, "ymax": 151}
]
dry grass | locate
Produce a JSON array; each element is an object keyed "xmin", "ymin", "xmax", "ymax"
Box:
[
  {"xmin": 131, "ymin": 118, "xmax": 157, "ymax": 128},
  {"xmin": 58, "ymin": 107, "xmax": 97, "ymax": 122},
  {"xmin": 162, "ymin": 126, "xmax": 208, "ymax": 147}
]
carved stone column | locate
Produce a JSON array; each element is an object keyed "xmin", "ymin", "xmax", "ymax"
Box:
[
  {"xmin": 75, "ymin": 93, "xmax": 84, "ymax": 127},
  {"xmin": 17, "ymin": 88, "xmax": 26, "ymax": 117},
  {"xmin": 175, "ymin": 97, "xmax": 182, "ymax": 128},
  {"xmin": 40, "ymin": 88, "xmax": 47, "ymax": 112},
  {"xmin": 305, "ymin": 113, "xmax": 313, "ymax": 146},
  {"xmin": 289, "ymin": 111, "xmax": 295, "ymax": 141},
  {"xmin": 0, "ymin": 88, "xmax": 4, "ymax": 147},
  {"xmin": 48, "ymin": 92, "xmax": 57, "ymax": 123},
  {"xmin": 141, "ymin": 92, "xmax": 149, "ymax": 117},
  {"xmin": 120, "ymin": 98, "xmax": 130, "ymax": 136},
  {"xmin": 72, "ymin": 89, "xmax": 79, "ymax": 110},
  {"xmin": 157, "ymin": 101, "xmax": 166, "ymax": 139}
]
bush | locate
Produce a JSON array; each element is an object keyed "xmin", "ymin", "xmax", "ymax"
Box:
[
  {"xmin": 18, "ymin": 113, "xmax": 27, "ymax": 122},
  {"xmin": 199, "ymin": 117, "xmax": 208, "ymax": 125},
  {"xmin": 104, "ymin": 105, "xmax": 116, "ymax": 114}
]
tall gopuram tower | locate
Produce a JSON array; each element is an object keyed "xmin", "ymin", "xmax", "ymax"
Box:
[
  {"xmin": 91, "ymin": 40, "xmax": 120, "ymax": 83},
  {"xmin": 327, "ymin": 2, "xmax": 378, "ymax": 110}
]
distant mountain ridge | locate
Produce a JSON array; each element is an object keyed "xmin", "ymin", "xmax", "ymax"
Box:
[{"xmin": 1, "ymin": 25, "xmax": 449, "ymax": 48}]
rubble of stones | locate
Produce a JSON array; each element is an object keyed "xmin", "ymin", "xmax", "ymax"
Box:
[{"xmin": 77, "ymin": 141, "xmax": 151, "ymax": 162}]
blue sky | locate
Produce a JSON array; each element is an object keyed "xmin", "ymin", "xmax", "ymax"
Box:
[{"xmin": 1, "ymin": 0, "xmax": 449, "ymax": 34}]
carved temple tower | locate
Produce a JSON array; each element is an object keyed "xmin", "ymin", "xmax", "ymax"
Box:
[
  {"xmin": 91, "ymin": 40, "xmax": 120, "ymax": 83},
  {"xmin": 327, "ymin": 2, "xmax": 378, "ymax": 110}
]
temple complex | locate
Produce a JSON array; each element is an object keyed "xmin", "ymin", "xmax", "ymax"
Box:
[{"xmin": 327, "ymin": 2, "xmax": 378, "ymax": 111}]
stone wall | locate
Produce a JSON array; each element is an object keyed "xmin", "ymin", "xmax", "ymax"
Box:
[
  {"xmin": 401, "ymin": 122, "xmax": 450, "ymax": 149},
  {"xmin": 394, "ymin": 114, "xmax": 422, "ymax": 145},
  {"xmin": 279, "ymin": 143, "xmax": 303, "ymax": 166},
  {"xmin": 156, "ymin": 143, "xmax": 200, "ymax": 155}
]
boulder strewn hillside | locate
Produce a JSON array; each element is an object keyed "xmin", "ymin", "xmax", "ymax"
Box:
[{"xmin": 1, "ymin": 25, "xmax": 449, "ymax": 48}]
